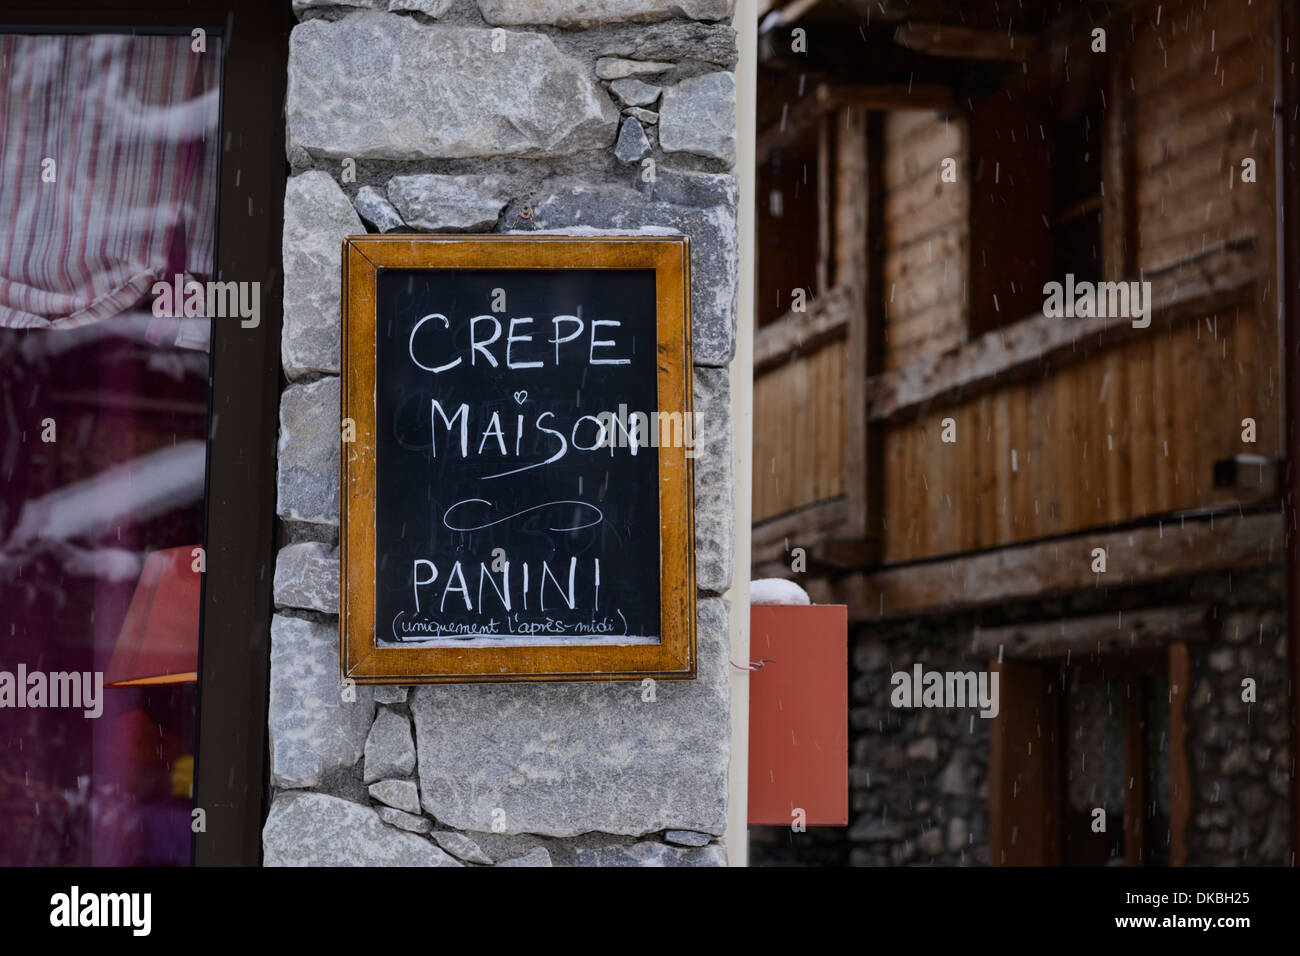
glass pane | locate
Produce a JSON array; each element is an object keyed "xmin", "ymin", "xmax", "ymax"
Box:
[
  {"xmin": 1062, "ymin": 671, "xmax": 1127, "ymax": 865},
  {"xmin": 0, "ymin": 30, "xmax": 223, "ymax": 865}
]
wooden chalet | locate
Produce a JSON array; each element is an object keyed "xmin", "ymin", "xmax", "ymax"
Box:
[{"xmin": 752, "ymin": 0, "xmax": 1300, "ymax": 866}]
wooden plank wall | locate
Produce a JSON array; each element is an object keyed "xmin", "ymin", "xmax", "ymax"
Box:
[
  {"xmin": 753, "ymin": 341, "xmax": 847, "ymax": 522},
  {"xmin": 881, "ymin": 110, "xmax": 969, "ymax": 370},
  {"xmin": 1132, "ymin": 0, "xmax": 1274, "ymax": 273},
  {"xmin": 879, "ymin": 0, "xmax": 1278, "ymax": 563},
  {"xmin": 882, "ymin": 307, "xmax": 1274, "ymax": 561}
]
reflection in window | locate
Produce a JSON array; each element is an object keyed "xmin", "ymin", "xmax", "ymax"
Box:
[{"xmin": 0, "ymin": 31, "xmax": 222, "ymax": 865}]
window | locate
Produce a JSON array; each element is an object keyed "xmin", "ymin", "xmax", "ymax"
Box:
[
  {"xmin": 991, "ymin": 644, "xmax": 1190, "ymax": 866},
  {"xmin": 758, "ymin": 122, "xmax": 823, "ymax": 326},
  {"xmin": 1050, "ymin": 91, "xmax": 1103, "ymax": 287},
  {"xmin": 0, "ymin": 28, "xmax": 223, "ymax": 866},
  {"xmin": 0, "ymin": 1, "xmax": 289, "ymax": 865},
  {"xmin": 968, "ymin": 64, "xmax": 1108, "ymax": 336},
  {"xmin": 1060, "ymin": 657, "xmax": 1172, "ymax": 866}
]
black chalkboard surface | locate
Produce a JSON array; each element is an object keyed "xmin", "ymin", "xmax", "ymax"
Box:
[{"xmin": 374, "ymin": 268, "xmax": 662, "ymax": 647}]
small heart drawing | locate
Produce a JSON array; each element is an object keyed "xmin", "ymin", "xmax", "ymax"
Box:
[{"xmin": 513, "ymin": 391, "xmax": 528, "ymax": 405}]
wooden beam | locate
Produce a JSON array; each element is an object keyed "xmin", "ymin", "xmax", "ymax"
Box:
[
  {"xmin": 816, "ymin": 113, "xmax": 831, "ymax": 296},
  {"xmin": 895, "ymin": 21, "xmax": 1037, "ymax": 62},
  {"xmin": 767, "ymin": 0, "xmax": 822, "ymax": 24},
  {"xmin": 757, "ymin": 82, "xmax": 953, "ymax": 161},
  {"xmin": 1101, "ymin": 12, "xmax": 1134, "ymax": 282},
  {"xmin": 751, "ymin": 496, "xmax": 880, "ymax": 576},
  {"xmin": 825, "ymin": 83, "xmax": 954, "ymax": 112},
  {"xmin": 989, "ymin": 658, "xmax": 1061, "ymax": 865},
  {"xmin": 841, "ymin": 107, "xmax": 876, "ymax": 556},
  {"xmin": 808, "ymin": 510, "xmax": 1283, "ymax": 622},
  {"xmin": 757, "ymin": 85, "xmax": 831, "ymax": 162},
  {"xmin": 867, "ymin": 240, "xmax": 1261, "ymax": 423},
  {"xmin": 970, "ymin": 606, "xmax": 1208, "ymax": 660},
  {"xmin": 751, "ymin": 495, "xmax": 846, "ymax": 569},
  {"xmin": 753, "ymin": 283, "xmax": 855, "ymax": 373}
]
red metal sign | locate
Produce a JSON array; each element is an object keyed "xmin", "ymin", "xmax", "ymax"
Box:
[{"xmin": 747, "ymin": 604, "xmax": 848, "ymax": 826}]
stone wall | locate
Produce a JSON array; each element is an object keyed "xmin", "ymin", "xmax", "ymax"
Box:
[
  {"xmin": 266, "ymin": 0, "xmax": 738, "ymax": 867},
  {"xmin": 1183, "ymin": 569, "xmax": 1290, "ymax": 865},
  {"xmin": 751, "ymin": 567, "xmax": 1290, "ymax": 867}
]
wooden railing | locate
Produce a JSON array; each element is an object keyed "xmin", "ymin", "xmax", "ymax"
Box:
[
  {"xmin": 752, "ymin": 284, "xmax": 862, "ymax": 573},
  {"xmin": 866, "ymin": 240, "xmax": 1260, "ymax": 422}
]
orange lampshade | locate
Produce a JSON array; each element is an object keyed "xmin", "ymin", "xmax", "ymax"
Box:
[{"xmin": 106, "ymin": 546, "xmax": 201, "ymax": 687}]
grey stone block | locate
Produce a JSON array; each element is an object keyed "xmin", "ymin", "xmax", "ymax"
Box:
[
  {"xmin": 264, "ymin": 791, "xmax": 461, "ymax": 866},
  {"xmin": 295, "ymin": 0, "xmax": 454, "ymax": 12},
  {"xmin": 273, "ymin": 541, "xmax": 339, "ymax": 614},
  {"xmin": 377, "ymin": 806, "xmax": 433, "ymax": 834},
  {"xmin": 292, "ymin": 0, "xmax": 374, "ymax": 13},
  {"xmin": 293, "ymin": 0, "xmax": 457, "ymax": 13},
  {"xmin": 634, "ymin": 165, "xmax": 732, "ymax": 206},
  {"xmin": 692, "ymin": 366, "xmax": 732, "ymax": 593},
  {"xmin": 614, "ymin": 117, "xmax": 651, "ymax": 164},
  {"xmin": 389, "ymin": 0, "xmax": 456, "ymax": 13},
  {"xmin": 282, "ymin": 172, "xmax": 362, "ymax": 379},
  {"xmin": 532, "ymin": 175, "xmax": 737, "ymax": 365},
  {"xmin": 277, "ymin": 376, "xmax": 340, "ymax": 528},
  {"xmin": 288, "ymin": 14, "xmax": 618, "ymax": 159},
  {"xmin": 496, "ymin": 847, "xmax": 552, "ymax": 867},
  {"xmin": 446, "ymin": 830, "xmax": 721, "ymax": 866},
  {"xmin": 432, "ymin": 830, "xmax": 495, "ymax": 865},
  {"xmin": 373, "ymin": 685, "xmax": 409, "ymax": 704},
  {"xmin": 268, "ymin": 614, "xmax": 373, "ymax": 789},
  {"xmin": 664, "ymin": 829, "xmax": 712, "ymax": 847},
  {"xmin": 364, "ymin": 706, "xmax": 417, "ymax": 783},
  {"xmin": 354, "ymin": 185, "xmax": 405, "ymax": 233},
  {"xmin": 387, "ymin": 174, "xmax": 511, "ymax": 231},
  {"xmin": 595, "ymin": 57, "xmax": 674, "ymax": 80},
  {"xmin": 598, "ymin": 21, "xmax": 736, "ymax": 67},
  {"xmin": 609, "ymin": 78, "xmax": 662, "ymax": 107},
  {"xmin": 660, "ymin": 71, "xmax": 736, "ymax": 165},
  {"xmin": 410, "ymin": 597, "xmax": 730, "ymax": 837},
  {"xmin": 477, "ymin": 0, "xmax": 733, "ymax": 27},
  {"xmin": 369, "ymin": 779, "xmax": 422, "ymax": 814},
  {"xmin": 566, "ymin": 840, "xmax": 725, "ymax": 865},
  {"xmin": 624, "ymin": 107, "xmax": 658, "ymax": 125}
]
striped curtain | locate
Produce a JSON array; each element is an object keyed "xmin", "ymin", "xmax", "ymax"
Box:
[{"xmin": 0, "ymin": 32, "xmax": 221, "ymax": 333}]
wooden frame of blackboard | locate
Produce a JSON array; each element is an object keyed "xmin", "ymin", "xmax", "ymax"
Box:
[{"xmin": 339, "ymin": 235, "xmax": 697, "ymax": 683}]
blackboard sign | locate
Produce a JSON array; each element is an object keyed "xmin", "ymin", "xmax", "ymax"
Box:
[
  {"xmin": 376, "ymin": 267, "xmax": 662, "ymax": 645},
  {"xmin": 340, "ymin": 237, "xmax": 696, "ymax": 683}
]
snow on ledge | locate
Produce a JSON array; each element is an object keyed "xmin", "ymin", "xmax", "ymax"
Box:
[{"xmin": 750, "ymin": 578, "xmax": 812, "ymax": 606}]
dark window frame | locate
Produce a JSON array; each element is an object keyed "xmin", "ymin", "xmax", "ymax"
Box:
[
  {"xmin": 1, "ymin": 0, "xmax": 291, "ymax": 866},
  {"xmin": 967, "ymin": 54, "xmax": 1111, "ymax": 338},
  {"xmin": 990, "ymin": 643, "xmax": 1192, "ymax": 867}
]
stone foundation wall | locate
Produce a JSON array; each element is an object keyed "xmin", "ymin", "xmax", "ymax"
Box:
[
  {"xmin": 1184, "ymin": 570, "xmax": 1290, "ymax": 864},
  {"xmin": 266, "ymin": 0, "xmax": 738, "ymax": 867}
]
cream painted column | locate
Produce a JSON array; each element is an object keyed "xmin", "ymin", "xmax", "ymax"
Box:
[{"xmin": 726, "ymin": 0, "xmax": 757, "ymax": 868}]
